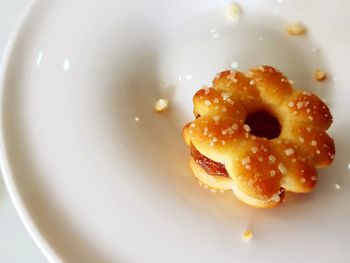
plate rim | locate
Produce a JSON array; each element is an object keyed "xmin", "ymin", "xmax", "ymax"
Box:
[
  {"xmin": 0, "ymin": 0, "xmax": 348, "ymax": 262},
  {"xmin": 0, "ymin": 0, "xmax": 61, "ymax": 262}
]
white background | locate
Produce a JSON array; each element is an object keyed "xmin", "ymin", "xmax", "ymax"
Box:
[{"xmin": 0, "ymin": 0, "xmax": 47, "ymax": 262}]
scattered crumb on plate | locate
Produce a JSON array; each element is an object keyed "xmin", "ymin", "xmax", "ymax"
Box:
[
  {"xmin": 242, "ymin": 230, "xmax": 253, "ymax": 241},
  {"xmin": 155, "ymin": 98, "xmax": 169, "ymax": 112},
  {"xmin": 286, "ymin": 23, "xmax": 306, "ymax": 35},
  {"xmin": 314, "ymin": 69, "xmax": 327, "ymax": 81},
  {"xmin": 225, "ymin": 3, "xmax": 241, "ymax": 20}
]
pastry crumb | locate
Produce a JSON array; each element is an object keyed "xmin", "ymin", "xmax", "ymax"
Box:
[
  {"xmin": 287, "ymin": 23, "xmax": 306, "ymax": 35},
  {"xmin": 226, "ymin": 3, "xmax": 241, "ymax": 20},
  {"xmin": 314, "ymin": 69, "xmax": 326, "ymax": 81},
  {"xmin": 242, "ymin": 230, "xmax": 253, "ymax": 241},
  {"xmin": 154, "ymin": 98, "xmax": 169, "ymax": 112}
]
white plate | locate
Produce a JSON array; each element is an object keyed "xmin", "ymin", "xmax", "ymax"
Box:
[{"xmin": 1, "ymin": 0, "xmax": 350, "ymax": 262}]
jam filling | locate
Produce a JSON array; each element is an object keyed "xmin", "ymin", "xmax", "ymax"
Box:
[
  {"xmin": 191, "ymin": 110, "xmax": 281, "ymax": 177},
  {"xmin": 191, "ymin": 146, "xmax": 229, "ymax": 177}
]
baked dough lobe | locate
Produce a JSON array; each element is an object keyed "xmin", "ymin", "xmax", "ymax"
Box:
[{"xmin": 183, "ymin": 66, "xmax": 335, "ymax": 208}]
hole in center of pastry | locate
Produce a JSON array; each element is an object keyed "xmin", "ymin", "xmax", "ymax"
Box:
[{"xmin": 245, "ymin": 110, "xmax": 281, "ymax": 140}]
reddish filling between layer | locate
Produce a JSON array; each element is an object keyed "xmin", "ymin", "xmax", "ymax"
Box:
[
  {"xmin": 191, "ymin": 146, "xmax": 229, "ymax": 177},
  {"xmin": 191, "ymin": 110, "xmax": 280, "ymax": 177}
]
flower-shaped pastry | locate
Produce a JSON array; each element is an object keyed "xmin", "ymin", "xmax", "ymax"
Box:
[{"xmin": 183, "ymin": 66, "xmax": 335, "ymax": 208}]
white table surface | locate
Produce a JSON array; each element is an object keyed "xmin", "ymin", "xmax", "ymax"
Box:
[{"xmin": 0, "ymin": 0, "xmax": 47, "ymax": 262}]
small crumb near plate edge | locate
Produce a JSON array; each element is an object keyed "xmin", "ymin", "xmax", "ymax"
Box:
[
  {"xmin": 154, "ymin": 98, "xmax": 169, "ymax": 112},
  {"xmin": 225, "ymin": 2, "xmax": 241, "ymax": 21},
  {"xmin": 286, "ymin": 23, "xmax": 306, "ymax": 35},
  {"xmin": 242, "ymin": 230, "xmax": 253, "ymax": 241},
  {"xmin": 314, "ymin": 69, "xmax": 327, "ymax": 81}
]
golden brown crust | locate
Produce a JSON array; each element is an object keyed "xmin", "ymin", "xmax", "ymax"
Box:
[
  {"xmin": 225, "ymin": 138, "xmax": 284, "ymax": 200},
  {"xmin": 250, "ymin": 66, "xmax": 293, "ymax": 106},
  {"xmin": 212, "ymin": 71, "xmax": 262, "ymax": 112},
  {"xmin": 183, "ymin": 65, "xmax": 335, "ymax": 208},
  {"xmin": 272, "ymin": 139, "xmax": 317, "ymax": 192},
  {"xmin": 192, "ymin": 87, "xmax": 246, "ymax": 121},
  {"xmin": 283, "ymin": 91, "xmax": 332, "ymax": 130},
  {"xmin": 190, "ymin": 157, "xmax": 284, "ymax": 208},
  {"xmin": 280, "ymin": 125, "xmax": 335, "ymax": 168}
]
